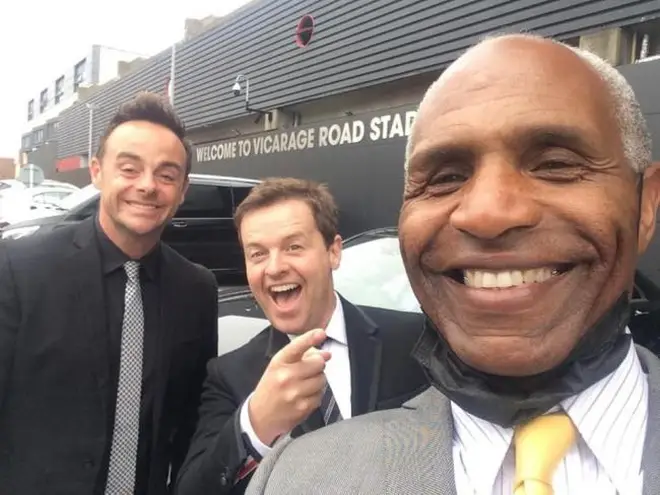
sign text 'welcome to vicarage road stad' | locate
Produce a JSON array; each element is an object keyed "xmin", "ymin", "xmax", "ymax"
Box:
[{"xmin": 195, "ymin": 109, "xmax": 418, "ymax": 164}]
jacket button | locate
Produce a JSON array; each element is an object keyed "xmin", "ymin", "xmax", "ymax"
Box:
[
  {"xmin": 83, "ymin": 459, "xmax": 95, "ymax": 470},
  {"xmin": 219, "ymin": 473, "xmax": 228, "ymax": 486}
]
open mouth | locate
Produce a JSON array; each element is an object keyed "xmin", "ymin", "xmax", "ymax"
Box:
[
  {"xmin": 269, "ymin": 283, "xmax": 302, "ymax": 305},
  {"xmin": 444, "ymin": 264, "xmax": 575, "ymax": 289}
]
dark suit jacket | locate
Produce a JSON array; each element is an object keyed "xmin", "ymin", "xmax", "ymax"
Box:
[
  {"xmin": 175, "ymin": 296, "xmax": 429, "ymax": 495},
  {"xmin": 0, "ymin": 218, "xmax": 218, "ymax": 495}
]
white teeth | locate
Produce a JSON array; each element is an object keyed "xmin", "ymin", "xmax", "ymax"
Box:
[
  {"xmin": 463, "ymin": 268, "xmax": 561, "ymax": 289},
  {"xmin": 270, "ymin": 284, "xmax": 300, "ymax": 293}
]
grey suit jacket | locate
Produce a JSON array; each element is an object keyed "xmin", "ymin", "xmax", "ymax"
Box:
[{"xmin": 245, "ymin": 345, "xmax": 660, "ymax": 495}]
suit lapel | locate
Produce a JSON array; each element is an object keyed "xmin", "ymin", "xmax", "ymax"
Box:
[
  {"xmin": 639, "ymin": 346, "xmax": 660, "ymax": 495},
  {"xmin": 341, "ymin": 296, "xmax": 382, "ymax": 416},
  {"xmin": 394, "ymin": 389, "xmax": 458, "ymax": 495},
  {"xmin": 71, "ymin": 218, "xmax": 110, "ymax": 423},
  {"xmin": 151, "ymin": 248, "xmax": 178, "ymax": 447}
]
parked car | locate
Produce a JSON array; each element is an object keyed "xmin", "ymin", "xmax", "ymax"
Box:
[
  {"xmin": 214, "ymin": 227, "xmax": 660, "ymax": 356},
  {"xmin": 0, "ymin": 185, "xmax": 78, "ymax": 227},
  {"xmin": 0, "ymin": 174, "xmax": 260, "ymax": 285}
]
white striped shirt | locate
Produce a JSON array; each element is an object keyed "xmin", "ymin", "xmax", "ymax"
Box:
[{"xmin": 452, "ymin": 341, "xmax": 648, "ymax": 495}]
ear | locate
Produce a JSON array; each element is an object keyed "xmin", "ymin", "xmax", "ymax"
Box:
[
  {"xmin": 329, "ymin": 235, "xmax": 342, "ymax": 271},
  {"xmin": 638, "ymin": 163, "xmax": 660, "ymax": 255},
  {"xmin": 89, "ymin": 157, "xmax": 103, "ymax": 190}
]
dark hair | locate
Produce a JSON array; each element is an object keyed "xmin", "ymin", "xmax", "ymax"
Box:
[
  {"xmin": 234, "ymin": 177, "xmax": 339, "ymax": 247},
  {"xmin": 96, "ymin": 91, "xmax": 192, "ymax": 175}
]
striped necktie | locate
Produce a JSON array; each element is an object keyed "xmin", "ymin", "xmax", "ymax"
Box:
[{"xmin": 316, "ymin": 338, "xmax": 343, "ymax": 425}]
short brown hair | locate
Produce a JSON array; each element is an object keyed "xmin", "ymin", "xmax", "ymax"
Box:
[
  {"xmin": 96, "ymin": 91, "xmax": 192, "ymax": 175},
  {"xmin": 234, "ymin": 177, "xmax": 339, "ymax": 246}
]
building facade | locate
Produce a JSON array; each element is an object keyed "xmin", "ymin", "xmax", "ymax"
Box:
[
  {"xmin": 53, "ymin": 0, "xmax": 660, "ymax": 234},
  {"xmin": 19, "ymin": 45, "xmax": 146, "ymax": 177}
]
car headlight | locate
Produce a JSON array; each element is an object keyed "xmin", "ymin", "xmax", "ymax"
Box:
[{"xmin": 1, "ymin": 225, "xmax": 41, "ymax": 240}]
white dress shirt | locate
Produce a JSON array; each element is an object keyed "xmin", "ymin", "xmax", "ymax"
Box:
[
  {"xmin": 240, "ymin": 293, "xmax": 352, "ymax": 457},
  {"xmin": 451, "ymin": 340, "xmax": 648, "ymax": 495}
]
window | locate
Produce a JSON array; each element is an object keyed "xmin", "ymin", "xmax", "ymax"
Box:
[
  {"xmin": 21, "ymin": 135, "xmax": 31, "ymax": 149},
  {"xmin": 295, "ymin": 14, "xmax": 315, "ymax": 48},
  {"xmin": 33, "ymin": 129, "xmax": 44, "ymax": 144},
  {"xmin": 176, "ymin": 184, "xmax": 233, "ymax": 218},
  {"xmin": 40, "ymin": 89, "xmax": 49, "ymax": 112},
  {"xmin": 74, "ymin": 58, "xmax": 86, "ymax": 91},
  {"xmin": 28, "ymin": 100, "xmax": 34, "ymax": 121},
  {"xmin": 55, "ymin": 76, "xmax": 65, "ymax": 104},
  {"xmin": 47, "ymin": 121, "xmax": 59, "ymax": 140}
]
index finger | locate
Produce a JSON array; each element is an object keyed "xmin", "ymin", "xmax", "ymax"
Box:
[{"xmin": 275, "ymin": 328, "xmax": 327, "ymax": 364}]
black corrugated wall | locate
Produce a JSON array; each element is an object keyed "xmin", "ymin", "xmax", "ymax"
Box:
[{"xmin": 56, "ymin": 0, "xmax": 660, "ymax": 159}]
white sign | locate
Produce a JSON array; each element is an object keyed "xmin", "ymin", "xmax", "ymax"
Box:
[{"xmin": 195, "ymin": 109, "xmax": 417, "ymax": 163}]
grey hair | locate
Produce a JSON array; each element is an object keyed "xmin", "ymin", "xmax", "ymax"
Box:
[{"xmin": 404, "ymin": 34, "xmax": 653, "ymax": 176}]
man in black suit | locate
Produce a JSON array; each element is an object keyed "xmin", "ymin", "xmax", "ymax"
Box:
[
  {"xmin": 175, "ymin": 178, "xmax": 428, "ymax": 495},
  {"xmin": 0, "ymin": 93, "xmax": 218, "ymax": 495}
]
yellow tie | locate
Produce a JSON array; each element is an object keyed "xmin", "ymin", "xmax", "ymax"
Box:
[{"xmin": 513, "ymin": 413, "xmax": 577, "ymax": 495}]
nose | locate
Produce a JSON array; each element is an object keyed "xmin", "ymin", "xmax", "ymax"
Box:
[
  {"xmin": 450, "ymin": 158, "xmax": 541, "ymax": 240},
  {"xmin": 136, "ymin": 171, "xmax": 157, "ymax": 193},
  {"xmin": 264, "ymin": 251, "xmax": 288, "ymax": 278}
]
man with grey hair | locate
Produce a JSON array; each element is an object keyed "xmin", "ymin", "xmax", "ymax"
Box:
[{"xmin": 245, "ymin": 33, "xmax": 660, "ymax": 494}]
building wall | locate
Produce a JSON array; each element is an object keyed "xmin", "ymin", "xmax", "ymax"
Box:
[
  {"xmin": 175, "ymin": 0, "xmax": 660, "ymax": 128},
  {"xmin": 56, "ymin": 51, "xmax": 172, "ymax": 160},
  {"xmin": 619, "ymin": 58, "xmax": 660, "ymax": 160},
  {"xmin": 23, "ymin": 46, "xmax": 145, "ymax": 137},
  {"xmin": 55, "ymin": 0, "xmax": 660, "ymax": 161}
]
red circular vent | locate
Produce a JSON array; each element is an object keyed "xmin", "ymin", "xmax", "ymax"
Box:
[{"xmin": 295, "ymin": 15, "xmax": 315, "ymax": 48}]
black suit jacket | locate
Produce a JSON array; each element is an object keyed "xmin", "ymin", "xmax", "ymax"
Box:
[
  {"xmin": 0, "ymin": 218, "xmax": 218, "ymax": 495},
  {"xmin": 175, "ymin": 296, "xmax": 428, "ymax": 495}
]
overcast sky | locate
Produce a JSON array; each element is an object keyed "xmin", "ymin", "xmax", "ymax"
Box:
[{"xmin": 0, "ymin": 0, "xmax": 253, "ymax": 159}]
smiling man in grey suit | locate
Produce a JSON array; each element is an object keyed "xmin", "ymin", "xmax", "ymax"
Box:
[{"xmin": 245, "ymin": 33, "xmax": 660, "ymax": 495}]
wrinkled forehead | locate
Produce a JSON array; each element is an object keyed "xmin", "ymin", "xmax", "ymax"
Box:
[{"xmin": 410, "ymin": 37, "xmax": 620, "ymax": 159}]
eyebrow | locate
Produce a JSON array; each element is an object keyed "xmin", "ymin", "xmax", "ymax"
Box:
[
  {"xmin": 243, "ymin": 233, "xmax": 306, "ymax": 251},
  {"xmin": 156, "ymin": 161, "xmax": 184, "ymax": 174},
  {"xmin": 116, "ymin": 151, "xmax": 143, "ymax": 163},
  {"xmin": 511, "ymin": 124, "xmax": 598, "ymax": 154},
  {"xmin": 409, "ymin": 123, "xmax": 599, "ymax": 169},
  {"xmin": 116, "ymin": 152, "xmax": 183, "ymax": 173}
]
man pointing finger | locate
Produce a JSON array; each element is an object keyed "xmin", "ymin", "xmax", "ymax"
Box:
[{"xmin": 175, "ymin": 178, "xmax": 428, "ymax": 495}]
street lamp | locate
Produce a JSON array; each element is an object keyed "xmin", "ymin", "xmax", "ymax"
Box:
[
  {"xmin": 232, "ymin": 74, "xmax": 272, "ymax": 122},
  {"xmin": 86, "ymin": 102, "xmax": 99, "ymax": 166}
]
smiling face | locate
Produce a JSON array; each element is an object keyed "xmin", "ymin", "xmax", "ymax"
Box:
[
  {"xmin": 240, "ymin": 199, "xmax": 342, "ymax": 335},
  {"xmin": 90, "ymin": 120, "xmax": 188, "ymax": 256},
  {"xmin": 400, "ymin": 36, "xmax": 660, "ymax": 376}
]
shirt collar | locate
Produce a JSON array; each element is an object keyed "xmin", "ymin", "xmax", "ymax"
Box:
[
  {"xmin": 94, "ymin": 215, "xmax": 161, "ymax": 281},
  {"xmin": 325, "ymin": 292, "xmax": 347, "ymax": 345},
  {"xmin": 285, "ymin": 292, "xmax": 347, "ymax": 345},
  {"xmin": 451, "ymin": 339, "xmax": 647, "ymax": 495}
]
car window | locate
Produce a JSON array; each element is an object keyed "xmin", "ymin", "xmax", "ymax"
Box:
[
  {"xmin": 177, "ymin": 184, "xmax": 233, "ymax": 218},
  {"xmin": 232, "ymin": 185, "xmax": 253, "ymax": 209},
  {"xmin": 59, "ymin": 184, "xmax": 99, "ymax": 210},
  {"xmin": 333, "ymin": 236, "xmax": 421, "ymax": 313}
]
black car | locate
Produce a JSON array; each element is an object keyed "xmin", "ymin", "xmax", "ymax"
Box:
[
  {"xmin": 214, "ymin": 227, "xmax": 660, "ymax": 356},
  {"xmin": 0, "ymin": 174, "xmax": 260, "ymax": 285}
]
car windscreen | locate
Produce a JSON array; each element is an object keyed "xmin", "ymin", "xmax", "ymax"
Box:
[
  {"xmin": 58, "ymin": 184, "xmax": 99, "ymax": 210},
  {"xmin": 333, "ymin": 235, "xmax": 421, "ymax": 313}
]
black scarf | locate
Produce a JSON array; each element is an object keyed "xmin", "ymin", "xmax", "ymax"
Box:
[{"xmin": 412, "ymin": 292, "xmax": 632, "ymax": 428}]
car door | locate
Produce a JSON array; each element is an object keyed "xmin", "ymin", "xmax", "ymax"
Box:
[{"xmin": 162, "ymin": 182, "xmax": 244, "ymax": 284}]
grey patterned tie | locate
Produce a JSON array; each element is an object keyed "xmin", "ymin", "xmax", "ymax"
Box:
[
  {"xmin": 317, "ymin": 338, "xmax": 343, "ymax": 425},
  {"xmin": 105, "ymin": 261, "xmax": 144, "ymax": 495}
]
